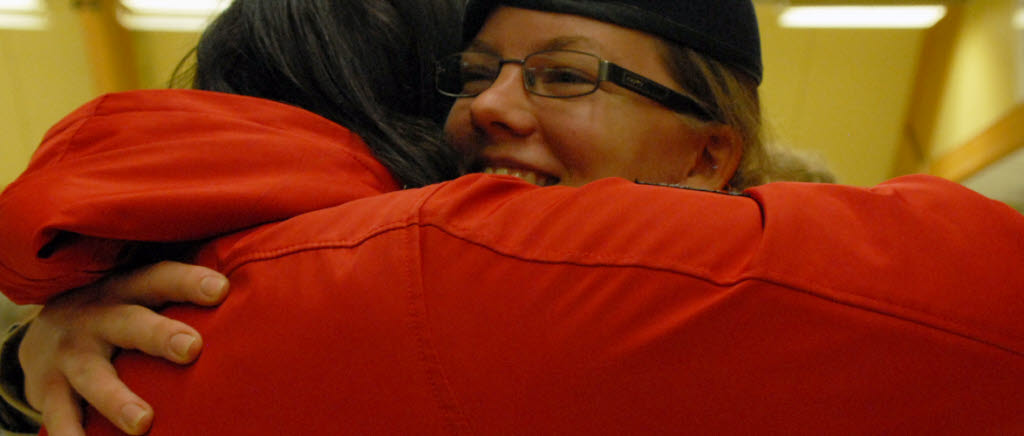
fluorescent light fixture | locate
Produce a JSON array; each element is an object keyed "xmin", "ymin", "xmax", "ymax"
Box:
[
  {"xmin": 780, "ymin": 5, "xmax": 948, "ymax": 29},
  {"xmin": 0, "ymin": 0, "xmax": 46, "ymax": 30},
  {"xmin": 0, "ymin": 0, "xmax": 41, "ymax": 10},
  {"xmin": 118, "ymin": 0, "xmax": 229, "ymax": 32},
  {"xmin": 1014, "ymin": 7, "xmax": 1024, "ymax": 29},
  {"xmin": 0, "ymin": 13, "xmax": 45, "ymax": 30},
  {"xmin": 121, "ymin": 0, "xmax": 228, "ymax": 15},
  {"xmin": 117, "ymin": 11, "xmax": 212, "ymax": 32}
]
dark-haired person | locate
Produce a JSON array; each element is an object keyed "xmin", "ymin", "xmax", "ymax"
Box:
[
  {"xmin": 0, "ymin": 0, "xmax": 464, "ymax": 433},
  {"xmin": 3, "ymin": 0, "xmax": 1023, "ymax": 435}
]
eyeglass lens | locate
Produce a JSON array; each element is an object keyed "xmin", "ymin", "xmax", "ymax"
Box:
[{"xmin": 439, "ymin": 50, "xmax": 601, "ymax": 98}]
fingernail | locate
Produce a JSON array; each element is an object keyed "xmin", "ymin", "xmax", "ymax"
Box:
[
  {"xmin": 121, "ymin": 403, "xmax": 148, "ymax": 431},
  {"xmin": 170, "ymin": 333, "xmax": 198, "ymax": 360},
  {"xmin": 200, "ymin": 276, "xmax": 228, "ymax": 300}
]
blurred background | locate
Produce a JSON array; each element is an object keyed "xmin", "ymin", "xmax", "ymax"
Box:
[{"xmin": 0, "ymin": 0, "xmax": 1022, "ymax": 323}]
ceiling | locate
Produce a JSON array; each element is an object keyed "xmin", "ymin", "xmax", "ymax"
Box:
[{"xmin": 761, "ymin": 0, "xmax": 1024, "ymax": 211}]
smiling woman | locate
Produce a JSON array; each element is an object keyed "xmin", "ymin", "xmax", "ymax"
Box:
[
  {"xmin": 444, "ymin": 8, "xmax": 739, "ymax": 189},
  {"xmin": 444, "ymin": 4, "xmax": 832, "ymax": 190}
]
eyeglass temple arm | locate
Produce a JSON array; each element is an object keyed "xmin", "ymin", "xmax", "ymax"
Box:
[{"xmin": 602, "ymin": 62, "xmax": 715, "ymax": 121}]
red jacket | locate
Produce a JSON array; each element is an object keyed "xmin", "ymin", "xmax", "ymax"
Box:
[{"xmin": 2, "ymin": 90, "xmax": 1022, "ymax": 434}]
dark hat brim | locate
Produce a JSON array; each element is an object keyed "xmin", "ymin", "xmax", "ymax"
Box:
[{"xmin": 463, "ymin": 0, "xmax": 763, "ymax": 84}]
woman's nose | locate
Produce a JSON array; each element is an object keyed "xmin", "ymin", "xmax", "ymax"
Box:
[{"xmin": 468, "ymin": 65, "xmax": 537, "ymax": 138}]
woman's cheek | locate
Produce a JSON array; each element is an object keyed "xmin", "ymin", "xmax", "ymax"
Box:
[{"xmin": 443, "ymin": 106, "xmax": 475, "ymax": 153}]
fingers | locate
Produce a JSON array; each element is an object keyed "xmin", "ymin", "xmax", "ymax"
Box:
[
  {"xmin": 84, "ymin": 261, "xmax": 223, "ymax": 363},
  {"xmin": 102, "ymin": 261, "xmax": 229, "ymax": 307},
  {"xmin": 88, "ymin": 304, "xmax": 204, "ymax": 365},
  {"xmin": 36, "ymin": 376, "xmax": 85, "ymax": 436},
  {"xmin": 19, "ymin": 261, "xmax": 227, "ymax": 435},
  {"xmin": 59, "ymin": 348, "xmax": 153, "ymax": 435},
  {"xmin": 23, "ymin": 306, "xmax": 180, "ymax": 436},
  {"xmin": 22, "ymin": 308, "xmax": 155, "ymax": 436}
]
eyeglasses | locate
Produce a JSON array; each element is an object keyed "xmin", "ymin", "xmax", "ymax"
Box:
[{"xmin": 436, "ymin": 49, "xmax": 715, "ymax": 121}]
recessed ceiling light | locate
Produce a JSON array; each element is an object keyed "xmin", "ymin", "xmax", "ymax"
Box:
[
  {"xmin": 120, "ymin": 0, "xmax": 227, "ymax": 15},
  {"xmin": 0, "ymin": 0, "xmax": 45, "ymax": 30},
  {"xmin": 0, "ymin": 0, "xmax": 41, "ymax": 11},
  {"xmin": 118, "ymin": 0, "xmax": 229, "ymax": 32},
  {"xmin": 780, "ymin": 5, "xmax": 948, "ymax": 29}
]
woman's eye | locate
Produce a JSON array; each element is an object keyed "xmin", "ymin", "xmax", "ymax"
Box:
[
  {"xmin": 538, "ymin": 68, "xmax": 593, "ymax": 84},
  {"xmin": 459, "ymin": 67, "xmax": 494, "ymax": 91},
  {"xmin": 461, "ymin": 65, "xmax": 496, "ymax": 82}
]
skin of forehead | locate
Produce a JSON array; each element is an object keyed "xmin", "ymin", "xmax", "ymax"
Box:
[{"xmin": 467, "ymin": 7, "xmax": 665, "ymax": 63}]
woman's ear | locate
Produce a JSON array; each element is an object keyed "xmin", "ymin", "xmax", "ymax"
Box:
[{"xmin": 682, "ymin": 125, "xmax": 743, "ymax": 191}]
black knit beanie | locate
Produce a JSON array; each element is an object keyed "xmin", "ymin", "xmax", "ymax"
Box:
[{"xmin": 462, "ymin": 0, "xmax": 763, "ymax": 84}]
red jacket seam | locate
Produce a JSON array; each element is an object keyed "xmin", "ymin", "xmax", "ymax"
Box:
[
  {"xmin": 51, "ymin": 94, "xmax": 111, "ymax": 165},
  {"xmin": 422, "ymin": 222, "xmax": 1024, "ymax": 359}
]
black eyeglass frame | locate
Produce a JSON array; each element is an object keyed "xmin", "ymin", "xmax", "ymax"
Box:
[{"xmin": 436, "ymin": 49, "xmax": 717, "ymax": 122}]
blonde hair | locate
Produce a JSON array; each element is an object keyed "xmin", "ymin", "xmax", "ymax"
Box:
[{"xmin": 659, "ymin": 42, "xmax": 835, "ymax": 190}]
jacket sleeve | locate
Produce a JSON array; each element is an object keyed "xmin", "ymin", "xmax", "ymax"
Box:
[{"xmin": 0, "ymin": 90, "xmax": 398, "ymax": 305}]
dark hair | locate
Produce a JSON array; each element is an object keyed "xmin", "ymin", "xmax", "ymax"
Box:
[{"xmin": 171, "ymin": 0, "xmax": 464, "ymax": 187}]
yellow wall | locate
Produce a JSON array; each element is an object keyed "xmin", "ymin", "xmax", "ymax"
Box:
[
  {"xmin": 928, "ymin": 0, "xmax": 1021, "ymax": 158},
  {"xmin": 0, "ymin": 0, "xmax": 198, "ymax": 188},
  {"xmin": 758, "ymin": 9, "xmax": 926, "ymax": 186},
  {"xmin": 0, "ymin": 3, "xmax": 92, "ymax": 187}
]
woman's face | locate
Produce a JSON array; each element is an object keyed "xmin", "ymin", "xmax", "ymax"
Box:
[{"xmin": 443, "ymin": 6, "xmax": 739, "ymax": 188}]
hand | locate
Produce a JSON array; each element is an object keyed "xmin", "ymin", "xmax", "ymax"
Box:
[{"xmin": 19, "ymin": 261, "xmax": 229, "ymax": 436}]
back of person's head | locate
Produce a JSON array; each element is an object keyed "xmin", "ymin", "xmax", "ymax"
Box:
[
  {"xmin": 175, "ymin": 0, "xmax": 464, "ymax": 187},
  {"xmin": 462, "ymin": 0, "xmax": 834, "ymax": 189}
]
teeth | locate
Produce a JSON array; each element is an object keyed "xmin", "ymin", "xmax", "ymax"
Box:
[{"xmin": 482, "ymin": 166, "xmax": 555, "ymax": 187}]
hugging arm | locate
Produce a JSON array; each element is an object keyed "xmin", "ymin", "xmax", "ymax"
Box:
[
  {"xmin": 8, "ymin": 262, "xmax": 228, "ymax": 436},
  {"xmin": 0, "ymin": 91, "xmax": 364, "ymax": 436}
]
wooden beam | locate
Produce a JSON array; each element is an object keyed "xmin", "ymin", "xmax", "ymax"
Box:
[
  {"xmin": 74, "ymin": 0, "xmax": 139, "ymax": 94},
  {"xmin": 890, "ymin": 3, "xmax": 964, "ymax": 177},
  {"xmin": 929, "ymin": 103, "xmax": 1024, "ymax": 182}
]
